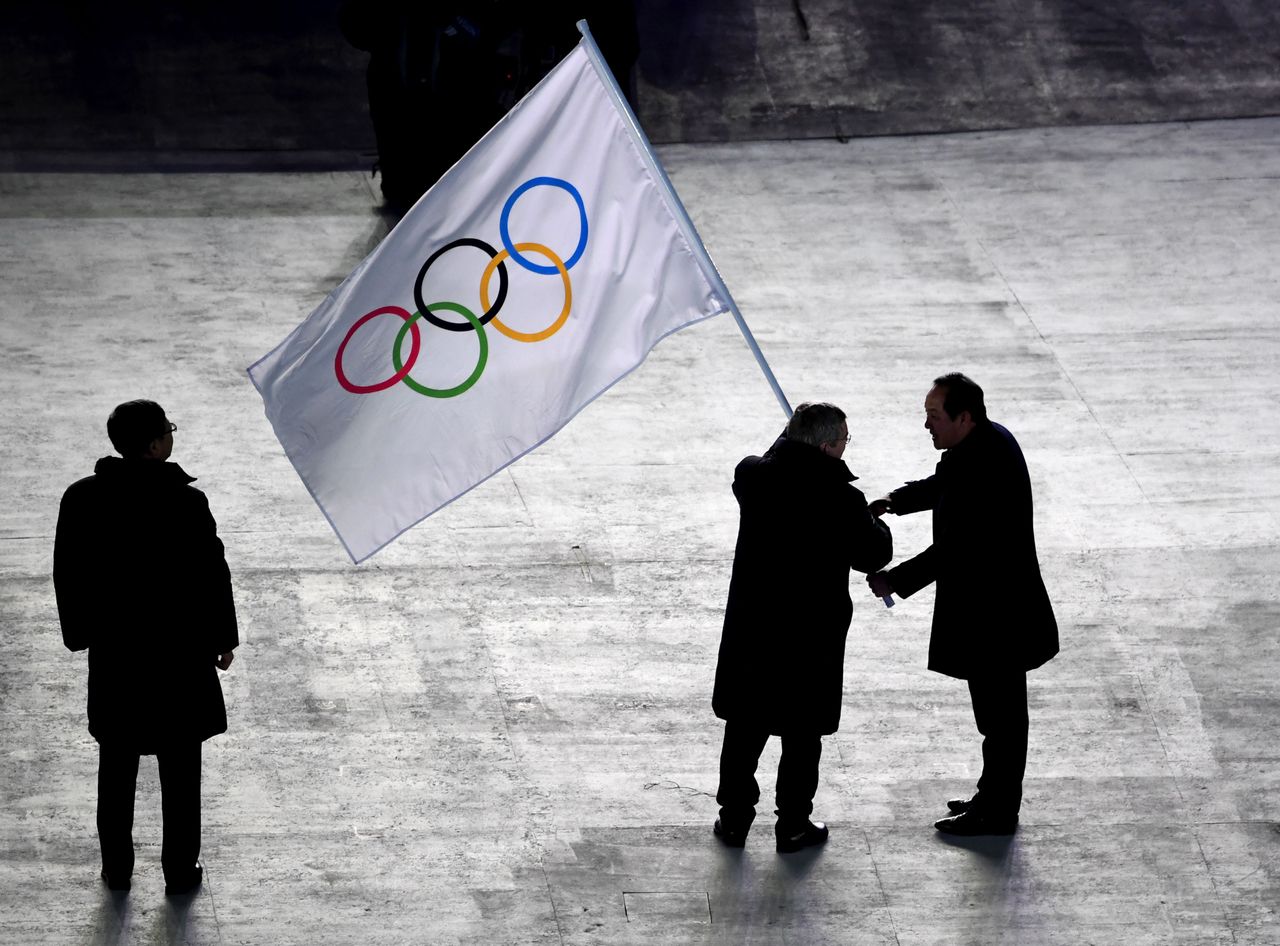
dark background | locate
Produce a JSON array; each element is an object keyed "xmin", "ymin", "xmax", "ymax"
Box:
[{"xmin": 2, "ymin": 0, "xmax": 1278, "ymax": 171}]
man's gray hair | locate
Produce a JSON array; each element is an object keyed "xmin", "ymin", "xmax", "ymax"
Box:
[{"xmin": 785, "ymin": 401, "xmax": 846, "ymax": 448}]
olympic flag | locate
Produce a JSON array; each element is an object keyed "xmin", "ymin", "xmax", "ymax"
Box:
[{"xmin": 248, "ymin": 25, "xmax": 767, "ymax": 563}]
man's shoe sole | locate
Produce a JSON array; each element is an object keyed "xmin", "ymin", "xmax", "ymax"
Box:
[
  {"xmin": 100, "ymin": 870, "xmax": 130, "ymax": 893},
  {"xmin": 164, "ymin": 864, "xmax": 204, "ymax": 896},
  {"xmin": 934, "ymin": 814, "xmax": 1018, "ymax": 836},
  {"xmin": 713, "ymin": 819, "xmax": 747, "ymax": 848},
  {"xmin": 776, "ymin": 822, "xmax": 829, "ymax": 853}
]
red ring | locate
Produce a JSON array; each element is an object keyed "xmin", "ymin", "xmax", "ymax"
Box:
[{"xmin": 335, "ymin": 306, "xmax": 422, "ymax": 394}]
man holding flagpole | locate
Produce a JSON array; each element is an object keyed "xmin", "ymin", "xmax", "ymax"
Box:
[{"xmin": 712, "ymin": 402, "xmax": 892, "ymax": 853}]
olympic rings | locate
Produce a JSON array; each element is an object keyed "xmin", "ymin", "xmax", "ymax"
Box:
[
  {"xmin": 392, "ymin": 302, "xmax": 489, "ymax": 399},
  {"xmin": 335, "ymin": 306, "xmax": 422, "ymax": 394},
  {"xmin": 335, "ymin": 176, "xmax": 586, "ymax": 399},
  {"xmin": 414, "ymin": 237, "xmax": 508, "ymax": 333},
  {"xmin": 499, "ymin": 177, "xmax": 588, "ymax": 274},
  {"xmin": 480, "ymin": 242, "xmax": 571, "ymax": 343}
]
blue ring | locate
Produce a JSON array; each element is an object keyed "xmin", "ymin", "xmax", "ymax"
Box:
[{"xmin": 499, "ymin": 177, "xmax": 588, "ymax": 275}]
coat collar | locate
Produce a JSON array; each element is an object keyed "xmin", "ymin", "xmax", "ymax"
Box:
[
  {"xmin": 765, "ymin": 435, "xmax": 857, "ymax": 481},
  {"xmin": 940, "ymin": 419, "xmax": 998, "ymax": 464},
  {"xmin": 93, "ymin": 455, "xmax": 197, "ymax": 485}
]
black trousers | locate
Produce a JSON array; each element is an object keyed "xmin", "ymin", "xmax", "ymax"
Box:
[
  {"xmin": 716, "ymin": 720, "xmax": 822, "ymax": 829},
  {"xmin": 967, "ymin": 672, "xmax": 1029, "ymax": 816},
  {"xmin": 97, "ymin": 741, "xmax": 202, "ymax": 882}
]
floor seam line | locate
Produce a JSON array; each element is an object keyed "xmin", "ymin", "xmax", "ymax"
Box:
[{"xmin": 863, "ymin": 827, "xmax": 904, "ymax": 946}]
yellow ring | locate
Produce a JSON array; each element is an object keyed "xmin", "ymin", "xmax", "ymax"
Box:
[{"xmin": 480, "ymin": 242, "xmax": 572, "ymax": 343}]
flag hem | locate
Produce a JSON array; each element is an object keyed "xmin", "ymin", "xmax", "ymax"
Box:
[
  {"xmin": 245, "ymin": 363, "xmax": 365, "ymax": 562},
  {"xmin": 576, "ymin": 21, "xmax": 736, "ymax": 310},
  {"xmin": 577, "ymin": 20, "xmax": 792, "ymax": 418}
]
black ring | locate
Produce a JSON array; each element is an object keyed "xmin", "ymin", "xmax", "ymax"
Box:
[{"xmin": 413, "ymin": 238, "xmax": 509, "ymax": 333}]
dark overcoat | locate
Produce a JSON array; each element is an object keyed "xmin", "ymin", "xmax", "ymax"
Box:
[
  {"xmin": 713, "ymin": 436, "xmax": 893, "ymax": 735},
  {"xmin": 886, "ymin": 420, "xmax": 1058, "ymax": 679},
  {"xmin": 54, "ymin": 457, "xmax": 239, "ymax": 751}
]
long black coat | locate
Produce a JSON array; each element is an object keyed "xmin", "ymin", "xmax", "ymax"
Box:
[
  {"xmin": 886, "ymin": 420, "xmax": 1058, "ymax": 679},
  {"xmin": 54, "ymin": 457, "xmax": 239, "ymax": 751},
  {"xmin": 713, "ymin": 436, "xmax": 893, "ymax": 735}
]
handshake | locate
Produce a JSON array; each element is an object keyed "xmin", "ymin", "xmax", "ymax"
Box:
[
  {"xmin": 867, "ymin": 496, "xmax": 895, "ymax": 604},
  {"xmin": 866, "ymin": 570, "xmax": 894, "ymax": 600}
]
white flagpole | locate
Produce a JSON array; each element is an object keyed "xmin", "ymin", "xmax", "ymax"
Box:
[
  {"xmin": 576, "ymin": 19, "xmax": 792, "ymax": 420},
  {"xmin": 578, "ymin": 30, "xmax": 893, "ymax": 608}
]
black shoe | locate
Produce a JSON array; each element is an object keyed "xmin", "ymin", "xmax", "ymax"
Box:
[
  {"xmin": 100, "ymin": 869, "xmax": 130, "ymax": 893},
  {"xmin": 776, "ymin": 820, "xmax": 828, "ymax": 853},
  {"xmin": 713, "ymin": 818, "xmax": 749, "ymax": 848},
  {"xmin": 934, "ymin": 810, "xmax": 1018, "ymax": 836},
  {"xmin": 164, "ymin": 862, "xmax": 203, "ymax": 896},
  {"xmin": 947, "ymin": 797, "xmax": 974, "ymax": 814}
]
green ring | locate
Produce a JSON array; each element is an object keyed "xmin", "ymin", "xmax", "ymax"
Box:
[{"xmin": 392, "ymin": 302, "xmax": 489, "ymax": 398}]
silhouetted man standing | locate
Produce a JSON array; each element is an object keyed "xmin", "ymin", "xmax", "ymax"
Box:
[
  {"xmin": 713, "ymin": 402, "xmax": 892, "ymax": 852},
  {"xmin": 868, "ymin": 374, "xmax": 1057, "ymax": 836},
  {"xmin": 54, "ymin": 400, "xmax": 238, "ymax": 894}
]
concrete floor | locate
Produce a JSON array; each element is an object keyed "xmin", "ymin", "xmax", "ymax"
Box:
[{"xmin": 1, "ymin": 116, "xmax": 1278, "ymax": 944}]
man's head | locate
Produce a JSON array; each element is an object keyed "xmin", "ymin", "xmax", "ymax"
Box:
[
  {"xmin": 925, "ymin": 373, "xmax": 985, "ymax": 450},
  {"xmin": 107, "ymin": 400, "xmax": 174, "ymax": 460},
  {"xmin": 786, "ymin": 401, "xmax": 849, "ymax": 459}
]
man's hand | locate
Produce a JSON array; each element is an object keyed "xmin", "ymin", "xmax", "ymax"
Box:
[
  {"xmin": 215, "ymin": 651, "xmax": 235, "ymax": 671},
  {"xmin": 866, "ymin": 572, "xmax": 893, "ymax": 598},
  {"xmin": 868, "ymin": 497, "xmax": 892, "ymax": 518}
]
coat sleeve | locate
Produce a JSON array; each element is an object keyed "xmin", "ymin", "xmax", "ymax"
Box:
[
  {"xmin": 53, "ymin": 483, "xmax": 94, "ymax": 652},
  {"xmin": 886, "ymin": 544, "xmax": 936, "ymax": 599},
  {"xmin": 889, "ymin": 475, "xmax": 939, "ymax": 515},
  {"xmin": 847, "ymin": 489, "xmax": 893, "ymax": 574},
  {"xmin": 190, "ymin": 490, "xmax": 239, "ymax": 656}
]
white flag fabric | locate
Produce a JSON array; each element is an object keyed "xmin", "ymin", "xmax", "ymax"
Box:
[{"xmin": 249, "ymin": 35, "xmax": 730, "ymax": 562}]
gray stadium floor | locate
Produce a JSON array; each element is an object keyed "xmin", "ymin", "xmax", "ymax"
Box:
[{"xmin": 2, "ymin": 116, "xmax": 1277, "ymax": 944}]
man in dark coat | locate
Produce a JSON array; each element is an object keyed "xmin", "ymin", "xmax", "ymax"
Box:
[
  {"xmin": 54, "ymin": 400, "xmax": 239, "ymax": 895},
  {"xmin": 713, "ymin": 402, "xmax": 892, "ymax": 852},
  {"xmin": 867, "ymin": 373, "xmax": 1058, "ymax": 836}
]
